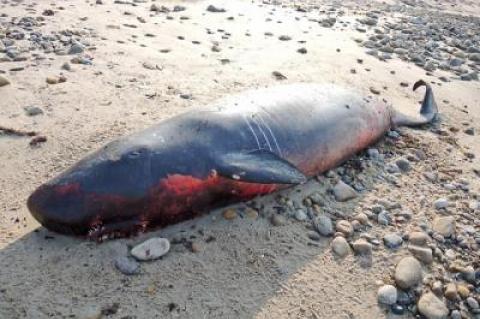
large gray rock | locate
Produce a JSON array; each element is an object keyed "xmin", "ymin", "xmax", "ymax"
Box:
[
  {"xmin": 394, "ymin": 257, "xmax": 422, "ymax": 289},
  {"xmin": 417, "ymin": 292, "xmax": 448, "ymax": 319},
  {"xmin": 332, "ymin": 180, "xmax": 358, "ymax": 201}
]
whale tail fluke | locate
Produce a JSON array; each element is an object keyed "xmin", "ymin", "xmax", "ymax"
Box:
[{"xmin": 392, "ymin": 79, "xmax": 438, "ymax": 127}]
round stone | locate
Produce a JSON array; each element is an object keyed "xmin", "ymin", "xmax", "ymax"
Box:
[
  {"xmin": 377, "ymin": 285, "xmax": 397, "ymax": 305},
  {"xmin": 314, "ymin": 215, "xmax": 333, "ymax": 236},
  {"xmin": 335, "ymin": 220, "xmax": 354, "ymax": 237},
  {"xmin": 383, "ymin": 233, "xmax": 403, "ymax": 249},
  {"xmin": 394, "ymin": 257, "xmax": 422, "ymax": 289},
  {"xmin": 114, "ymin": 256, "xmax": 140, "ymax": 275},
  {"xmin": 331, "ymin": 236, "xmax": 350, "ymax": 257},
  {"xmin": 222, "ymin": 208, "xmax": 237, "ymax": 220},
  {"xmin": 417, "ymin": 292, "xmax": 449, "ymax": 319}
]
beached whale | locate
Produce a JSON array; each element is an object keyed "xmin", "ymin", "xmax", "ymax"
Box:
[{"xmin": 27, "ymin": 80, "xmax": 437, "ymax": 239}]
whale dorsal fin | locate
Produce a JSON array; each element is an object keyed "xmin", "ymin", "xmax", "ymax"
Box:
[{"xmin": 215, "ymin": 149, "xmax": 307, "ymax": 185}]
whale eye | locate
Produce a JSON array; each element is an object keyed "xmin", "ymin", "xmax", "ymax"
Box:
[{"xmin": 127, "ymin": 148, "xmax": 147, "ymax": 159}]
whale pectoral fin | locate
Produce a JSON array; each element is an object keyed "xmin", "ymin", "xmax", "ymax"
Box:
[{"xmin": 215, "ymin": 149, "xmax": 307, "ymax": 185}]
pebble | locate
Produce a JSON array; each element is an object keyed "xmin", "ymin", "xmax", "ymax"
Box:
[
  {"xmin": 450, "ymin": 310, "xmax": 461, "ymax": 319},
  {"xmin": 294, "ymin": 209, "xmax": 307, "ymax": 221},
  {"xmin": 432, "ymin": 216, "xmax": 455, "ymax": 237},
  {"xmin": 383, "ymin": 233, "xmax": 403, "ymax": 249},
  {"xmin": 408, "ymin": 245, "xmax": 433, "ymax": 264},
  {"xmin": 352, "ymin": 238, "xmax": 372, "ymax": 255},
  {"xmin": 332, "ymin": 180, "xmax": 358, "ymax": 201},
  {"xmin": 313, "ymin": 215, "xmax": 333, "ymax": 236},
  {"xmin": 408, "ymin": 231, "xmax": 429, "ymax": 246},
  {"xmin": 222, "ymin": 208, "xmax": 237, "ymax": 220},
  {"xmin": 0, "ymin": 75, "xmax": 10, "ymax": 87},
  {"xmin": 131, "ymin": 238, "xmax": 170, "ymax": 261},
  {"xmin": 370, "ymin": 87, "xmax": 381, "ymax": 95},
  {"xmin": 297, "ymin": 47, "xmax": 307, "ymax": 54},
  {"xmin": 417, "ymin": 292, "xmax": 449, "ymax": 319},
  {"xmin": 434, "ymin": 198, "xmax": 449, "ymax": 210},
  {"xmin": 244, "ymin": 208, "xmax": 258, "ymax": 219},
  {"xmin": 307, "ymin": 231, "xmax": 321, "ymax": 241},
  {"xmin": 377, "ymin": 210, "xmax": 391, "ymax": 226},
  {"xmin": 466, "ymin": 297, "xmax": 479, "ymax": 309},
  {"xmin": 114, "ymin": 256, "xmax": 140, "ymax": 275},
  {"xmin": 206, "ymin": 5, "xmax": 226, "ymax": 13},
  {"xmin": 390, "ymin": 304, "xmax": 405, "ymax": 315},
  {"xmin": 377, "ymin": 285, "xmax": 397, "ymax": 305},
  {"xmin": 278, "ymin": 35, "xmax": 292, "ymax": 41},
  {"xmin": 395, "ymin": 158, "xmax": 411, "ymax": 172},
  {"xmin": 444, "ymin": 283, "xmax": 458, "ymax": 300},
  {"xmin": 367, "ymin": 148, "xmax": 380, "ymax": 160},
  {"xmin": 61, "ymin": 62, "xmax": 72, "ymax": 71},
  {"xmin": 335, "ymin": 220, "xmax": 354, "ymax": 237},
  {"xmin": 395, "ymin": 257, "xmax": 422, "ymax": 289},
  {"xmin": 457, "ymin": 284, "xmax": 470, "ymax": 299},
  {"xmin": 331, "ymin": 236, "xmax": 350, "ymax": 257},
  {"xmin": 354, "ymin": 213, "xmax": 369, "ymax": 225},
  {"xmin": 271, "ymin": 214, "xmax": 286, "ymax": 226},
  {"xmin": 24, "ymin": 106, "xmax": 43, "ymax": 116},
  {"xmin": 46, "ymin": 75, "xmax": 66, "ymax": 84},
  {"xmin": 68, "ymin": 43, "xmax": 84, "ymax": 55}
]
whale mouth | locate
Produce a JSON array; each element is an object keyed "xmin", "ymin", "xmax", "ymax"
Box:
[{"xmin": 86, "ymin": 218, "xmax": 149, "ymax": 241}]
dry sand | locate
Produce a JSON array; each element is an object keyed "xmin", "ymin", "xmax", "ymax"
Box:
[{"xmin": 1, "ymin": 0, "xmax": 479, "ymax": 318}]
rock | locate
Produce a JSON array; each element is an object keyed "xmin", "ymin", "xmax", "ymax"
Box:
[
  {"xmin": 409, "ymin": 232, "xmax": 429, "ymax": 246},
  {"xmin": 271, "ymin": 214, "xmax": 286, "ymax": 226},
  {"xmin": 395, "ymin": 257, "xmax": 422, "ymax": 289},
  {"xmin": 466, "ymin": 297, "xmax": 479, "ymax": 309},
  {"xmin": 68, "ymin": 43, "xmax": 84, "ymax": 55},
  {"xmin": 294, "ymin": 209, "xmax": 307, "ymax": 221},
  {"xmin": 46, "ymin": 75, "xmax": 66, "ymax": 84},
  {"xmin": 61, "ymin": 62, "xmax": 72, "ymax": 71},
  {"xmin": 377, "ymin": 210, "xmax": 391, "ymax": 226},
  {"xmin": 245, "ymin": 208, "xmax": 258, "ymax": 219},
  {"xmin": 297, "ymin": 47, "xmax": 307, "ymax": 54},
  {"xmin": 354, "ymin": 213, "xmax": 369, "ymax": 225},
  {"xmin": 457, "ymin": 284, "xmax": 470, "ymax": 298},
  {"xmin": 332, "ymin": 180, "xmax": 358, "ymax": 201},
  {"xmin": 335, "ymin": 220, "xmax": 354, "ymax": 237},
  {"xmin": 131, "ymin": 237, "xmax": 170, "ymax": 261},
  {"xmin": 331, "ymin": 236, "xmax": 350, "ymax": 257},
  {"xmin": 432, "ymin": 216, "xmax": 455, "ymax": 237},
  {"xmin": 370, "ymin": 87, "xmax": 381, "ymax": 95},
  {"xmin": 313, "ymin": 215, "xmax": 333, "ymax": 236},
  {"xmin": 24, "ymin": 106, "xmax": 43, "ymax": 116},
  {"xmin": 173, "ymin": 5, "xmax": 186, "ymax": 12},
  {"xmin": 352, "ymin": 238, "xmax": 372, "ymax": 255},
  {"xmin": 377, "ymin": 285, "xmax": 397, "ymax": 305},
  {"xmin": 432, "ymin": 281, "xmax": 443, "ymax": 296},
  {"xmin": 206, "ymin": 5, "xmax": 226, "ymax": 13},
  {"xmin": 383, "ymin": 233, "xmax": 403, "ymax": 249},
  {"xmin": 307, "ymin": 231, "xmax": 321, "ymax": 241},
  {"xmin": 408, "ymin": 245, "xmax": 433, "ymax": 264},
  {"xmin": 190, "ymin": 241, "xmax": 201, "ymax": 253},
  {"xmin": 278, "ymin": 35, "xmax": 291, "ymax": 41},
  {"xmin": 434, "ymin": 198, "xmax": 449, "ymax": 210},
  {"xmin": 396, "ymin": 158, "xmax": 411, "ymax": 172},
  {"xmin": 114, "ymin": 256, "xmax": 140, "ymax": 275},
  {"xmin": 390, "ymin": 304, "xmax": 405, "ymax": 315},
  {"xmin": 0, "ymin": 75, "xmax": 10, "ymax": 87},
  {"xmin": 417, "ymin": 292, "xmax": 449, "ymax": 319},
  {"xmin": 222, "ymin": 208, "xmax": 237, "ymax": 220},
  {"xmin": 367, "ymin": 148, "xmax": 380, "ymax": 160},
  {"xmin": 444, "ymin": 283, "xmax": 458, "ymax": 300},
  {"xmin": 450, "ymin": 310, "xmax": 461, "ymax": 319}
]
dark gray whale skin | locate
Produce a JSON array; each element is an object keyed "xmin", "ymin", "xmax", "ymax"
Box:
[{"xmin": 27, "ymin": 80, "xmax": 437, "ymax": 239}]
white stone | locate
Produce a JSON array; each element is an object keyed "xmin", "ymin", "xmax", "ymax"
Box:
[{"xmin": 131, "ymin": 237, "xmax": 170, "ymax": 261}]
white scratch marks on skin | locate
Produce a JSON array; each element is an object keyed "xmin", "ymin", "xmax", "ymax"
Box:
[
  {"xmin": 244, "ymin": 115, "xmax": 261, "ymax": 149},
  {"xmin": 257, "ymin": 112, "xmax": 282, "ymax": 156},
  {"xmin": 251, "ymin": 115, "xmax": 273, "ymax": 152}
]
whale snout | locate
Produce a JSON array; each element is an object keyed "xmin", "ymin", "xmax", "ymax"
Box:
[{"xmin": 27, "ymin": 182, "xmax": 91, "ymax": 235}]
